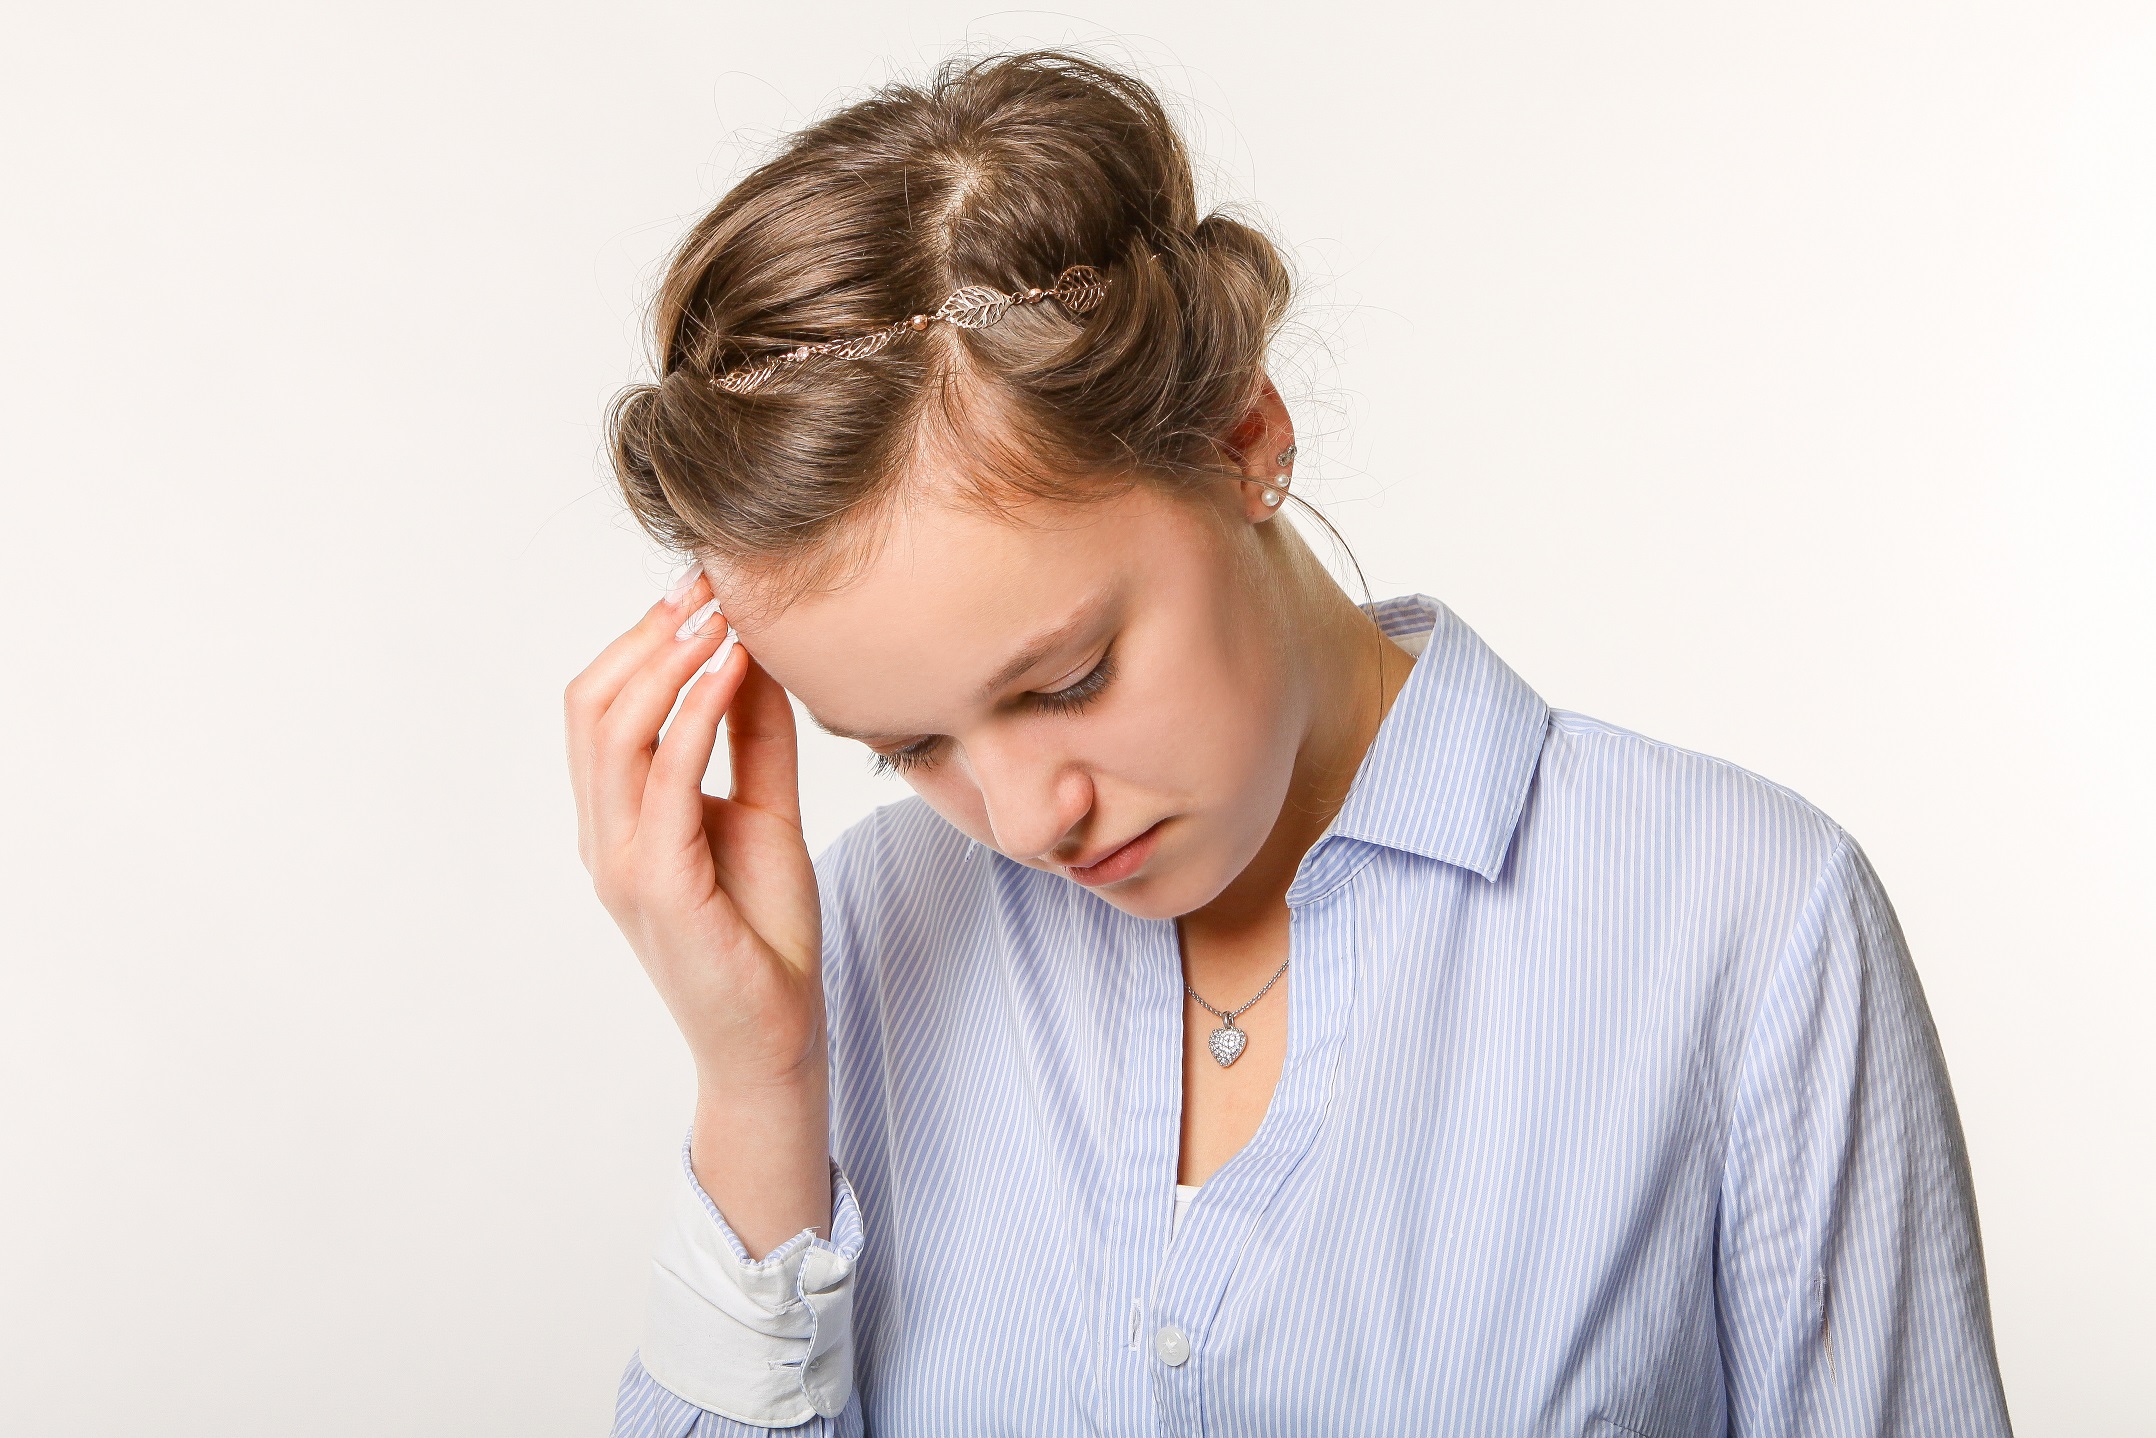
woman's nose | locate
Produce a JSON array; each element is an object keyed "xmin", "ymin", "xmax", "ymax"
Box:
[{"xmin": 969, "ymin": 735, "xmax": 1091, "ymax": 862}]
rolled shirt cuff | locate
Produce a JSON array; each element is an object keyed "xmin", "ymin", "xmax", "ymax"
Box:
[{"xmin": 638, "ymin": 1134, "xmax": 866, "ymax": 1426}]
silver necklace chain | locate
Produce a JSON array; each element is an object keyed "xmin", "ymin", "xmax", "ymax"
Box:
[{"xmin": 1184, "ymin": 955, "xmax": 1291, "ymax": 1028}]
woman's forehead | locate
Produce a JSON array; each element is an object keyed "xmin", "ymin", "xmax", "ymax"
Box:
[
  {"xmin": 724, "ymin": 480, "xmax": 1195, "ymax": 639},
  {"xmin": 725, "ymin": 481, "xmax": 1214, "ymax": 727}
]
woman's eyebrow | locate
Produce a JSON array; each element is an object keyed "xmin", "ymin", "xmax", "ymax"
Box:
[
  {"xmin": 976, "ymin": 592, "xmax": 1113, "ymax": 700},
  {"xmin": 807, "ymin": 713, "xmax": 910, "ymax": 745}
]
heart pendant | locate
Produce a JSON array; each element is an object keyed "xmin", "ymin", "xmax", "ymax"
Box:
[{"xmin": 1207, "ymin": 1025, "xmax": 1247, "ymax": 1067}]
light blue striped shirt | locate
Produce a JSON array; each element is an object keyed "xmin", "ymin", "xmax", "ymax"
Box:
[{"xmin": 613, "ymin": 593, "xmax": 2011, "ymax": 1437}]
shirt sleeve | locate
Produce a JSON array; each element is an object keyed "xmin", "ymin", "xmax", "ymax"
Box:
[
  {"xmin": 612, "ymin": 1136, "xmax": 868, "ymax": 1435},
  {"xmin": 1715, "ymin": 831, "xmax": 2013, "ymax": 1435}
]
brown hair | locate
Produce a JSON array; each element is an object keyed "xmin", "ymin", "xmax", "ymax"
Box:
[{"xmin": 606, "ymin": 49, "xmax": 1299, "ymax": 605}]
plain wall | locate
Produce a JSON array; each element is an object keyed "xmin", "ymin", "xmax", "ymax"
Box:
[{"xmin": 2, "ymin": 3, "xmax": 2149, "ymax": 1432}]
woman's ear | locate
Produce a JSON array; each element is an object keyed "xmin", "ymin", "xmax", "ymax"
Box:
[{"xmin": 1221, "ymin": 374, "xmax": 1296, "ymax": 522}]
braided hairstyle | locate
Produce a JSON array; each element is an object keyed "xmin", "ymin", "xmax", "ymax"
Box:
[{"xmin": 607, "ymin": 50, "xmax": 1298, "ymax": 606}]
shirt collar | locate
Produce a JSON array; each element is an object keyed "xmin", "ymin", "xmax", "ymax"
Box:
[{"xmin": 1318, "ymin": 593, "xmax": 1551, "ymax": 882}]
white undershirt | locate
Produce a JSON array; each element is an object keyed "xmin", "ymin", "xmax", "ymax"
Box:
[{"xmin": 1171, "ymin": 1182, "xmax": 1201, "ymax": 1236}]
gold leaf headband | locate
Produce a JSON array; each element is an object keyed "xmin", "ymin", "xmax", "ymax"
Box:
[{"xmin": 711, "ymin": 264, "xmax": 1110, "ymax": 395}]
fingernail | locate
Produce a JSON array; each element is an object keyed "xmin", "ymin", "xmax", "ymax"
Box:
[
  {"xmin": 700, "ymin": 630, "xmax": 741, "ymax": 675},
  {"xmin": 674, "ymin": 598, "xmax": 725, "ymax": 641},
  {"xmin": 665, "ymin": 560, "xmax": 705, "ymax": 608}
]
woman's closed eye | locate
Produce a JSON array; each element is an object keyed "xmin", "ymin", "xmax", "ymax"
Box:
[
  {"xmin": 1029, "ymin": 644, "xmax": 1118, "ymax": 716},
  {"xmin": 868, "ymin": 647, "xmax": 1119, "ymax": 777}
]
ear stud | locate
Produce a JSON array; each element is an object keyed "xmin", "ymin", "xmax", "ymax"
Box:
[{"xmin": 1261, "ymin": 442, "xmax": 1296, "ymax": 507}]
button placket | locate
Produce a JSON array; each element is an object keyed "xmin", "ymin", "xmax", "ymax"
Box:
[
  {"xmin": 1145, "ymin": 872, "xmax": 1367, "ymax": 1437},
  {"xmin": 1106, "ymin": 906, "xmax": 1198, "ymax": 1434}
]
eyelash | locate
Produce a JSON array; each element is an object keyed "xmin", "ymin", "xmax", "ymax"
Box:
[{"xmin": 868, "ymin": 647, "xmax": 1119, "ymax": 778}]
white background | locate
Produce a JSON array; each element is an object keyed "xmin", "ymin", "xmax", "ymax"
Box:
[{"xmin": 2, "ymin": 3, "xmax": 2149, "ymax": 1433}]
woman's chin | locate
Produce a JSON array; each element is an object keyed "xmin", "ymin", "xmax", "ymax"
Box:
[{"xmin": 1086, "ymin": 836, "xmax": 1238, "ymax": 922}]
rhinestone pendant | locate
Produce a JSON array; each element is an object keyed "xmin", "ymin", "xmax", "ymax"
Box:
[{"xmin": 1207, "ymin": 1024, "xmax": 1248, "ymax": 1067}]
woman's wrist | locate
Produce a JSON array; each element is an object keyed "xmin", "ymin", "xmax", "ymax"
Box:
[{"xmin": 688, "ymin": 1065, "xmax": 834, "ymax": 1261}]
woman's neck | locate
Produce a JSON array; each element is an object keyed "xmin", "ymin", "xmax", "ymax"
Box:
[{"xmin": 1180, "ymin": 580, "xmax": 1418, "ymax": 949}]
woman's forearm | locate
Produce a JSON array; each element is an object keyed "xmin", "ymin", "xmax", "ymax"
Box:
[{"xmin": 689, "ymin": 1054, "xmax": 834, "ymax": 1259}]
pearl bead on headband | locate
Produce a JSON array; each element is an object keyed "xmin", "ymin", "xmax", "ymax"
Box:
[{"xmin": 710, "ymin": 265, "xmax": 1111, "ymax": 396}]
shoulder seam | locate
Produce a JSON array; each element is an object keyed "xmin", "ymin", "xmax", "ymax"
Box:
[{"xmin": 1546, "ymin": 707, "xmax": 1843, "ymax": 846}]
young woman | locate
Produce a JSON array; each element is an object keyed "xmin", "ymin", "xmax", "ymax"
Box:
[{"xmin": 566, "ymin": 51, "xmax": 2011, "ymax": 1438}]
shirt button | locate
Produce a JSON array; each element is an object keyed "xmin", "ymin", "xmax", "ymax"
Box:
[{"xmin": 1152, "ymin": 1325, "xmax": 1191, "ymax": 1367}]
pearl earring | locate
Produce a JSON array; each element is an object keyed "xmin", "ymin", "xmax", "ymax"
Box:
[{"xmin": 1261, "ymin": 442, "xmax": 1296, "ymax": 507}]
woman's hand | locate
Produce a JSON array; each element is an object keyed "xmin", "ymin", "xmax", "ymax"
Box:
[{"xmin": 566, "ymin": 569, "xmax": 833, "ymax": 1256}]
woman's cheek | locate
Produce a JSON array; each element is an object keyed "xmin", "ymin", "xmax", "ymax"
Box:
[{"xmin": 907, "ymin": 769, "xmax": 996, "ymax": 847}]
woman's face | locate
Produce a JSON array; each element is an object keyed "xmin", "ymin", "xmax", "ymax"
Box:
[{"xmin": 715, "ymin": 475, "xmax": 1307, "ymax": 922}]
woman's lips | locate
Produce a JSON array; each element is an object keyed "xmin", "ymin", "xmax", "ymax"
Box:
[{"xmin": 1065, "ymin": 819, "xmax": 1166, "ymax": 887}]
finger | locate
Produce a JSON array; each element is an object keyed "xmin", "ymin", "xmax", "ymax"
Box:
[
  {"xmin": 566, "ymin": 569, "xmax": 712, "ymax": 801},
  {"xmin": 589, "ymin": 601, "xmax": 732, "ymax": 850},
  {"xmin": 726, "ymin": 646, "xmax": 803, "ymax": 827},
  {"xmin": 645, "ymin": 636, "xmax": 751, "ymax": 844}
]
